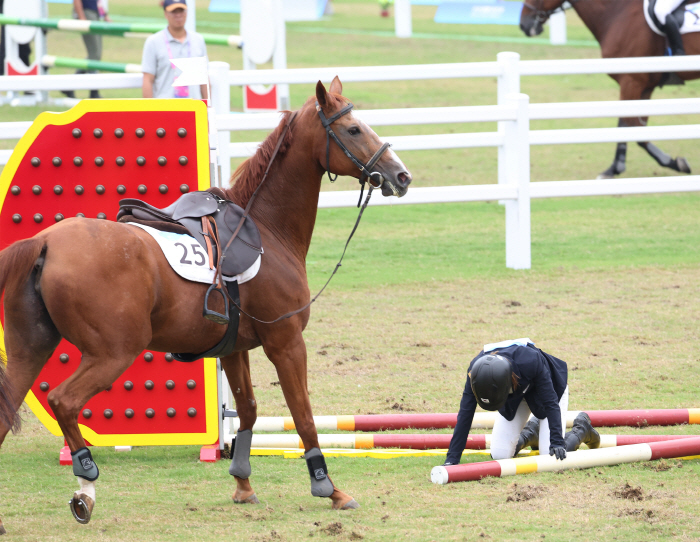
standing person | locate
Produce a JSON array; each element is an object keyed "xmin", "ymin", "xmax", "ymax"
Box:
[
  {"xmin": 141, "ymin": 0, "xmax": 208, "ymax": 100},
  {"xmin": 444, "ymin": 338, "xmax": 600, "ymax": 466},
  {"xmin": 62, "ymin": 0, "xmax": 110, "ymax": 98}
]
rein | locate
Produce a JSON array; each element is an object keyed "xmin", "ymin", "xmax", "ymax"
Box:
[{"xmin": 217, "ymin": 101, "xmax": 391, "ymax": 326}]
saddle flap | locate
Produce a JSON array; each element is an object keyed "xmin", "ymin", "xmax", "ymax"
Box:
[{"xmin": 217, "ymin": 204, "xmax": 263, "ymax": 277}]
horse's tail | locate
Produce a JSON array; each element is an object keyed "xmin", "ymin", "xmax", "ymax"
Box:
[{"xmin": 0, "ymin": 237, "xmax": 46, "ymax": 433}]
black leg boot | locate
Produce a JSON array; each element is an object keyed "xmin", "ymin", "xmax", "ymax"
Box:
[
  {"xmin": 514, "ymin": 418, "xmax": 540, "ymax": 456},
  {"xmin": 564, "ymin": 412, "xmax": 601, "ymax": 452},
  {"xmin": 664, "ymin": 17, "xmax": 685, "ymax": 56}
]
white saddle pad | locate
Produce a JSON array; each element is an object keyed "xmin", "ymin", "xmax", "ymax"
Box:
[
  {"xmin": 127, "ymin": 222, "xmax": 261, "ymax": 285},
  {"xmin": 644, "ymin": 0, "xmax": 700, "ymax": 35}
]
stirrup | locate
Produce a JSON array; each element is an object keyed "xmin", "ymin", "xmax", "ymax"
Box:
[{"xmin": 203, "ymin": 283, "xmax": 230, "ymax": 325}]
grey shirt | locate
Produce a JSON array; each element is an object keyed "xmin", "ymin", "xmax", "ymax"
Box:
[{"xmin": 141, "ymin": 28, "xmax": 208, "ymax": 99}]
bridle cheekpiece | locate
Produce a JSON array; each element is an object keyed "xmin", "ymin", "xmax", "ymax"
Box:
[{"xmin": 316, "ymin": 101, "xmax": 392, "ymax": 205}]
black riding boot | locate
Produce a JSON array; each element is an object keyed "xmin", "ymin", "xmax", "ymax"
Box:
[
  {"xmin": 514, "ymin": 418, "xmax": 540, "ymax": 456},
  {"xmin": 564, "ymin": 412, "xmax": 600, "ymax": 452},
  {"xmin": 664, "ymin": 16, "xmax": 685, "ymax": 56}
]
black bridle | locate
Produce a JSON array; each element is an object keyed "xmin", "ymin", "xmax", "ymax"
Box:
[
  {"xmin": 216, "ymin": 101, "xmax": 395, "ymax": 325},
  {"xmin": 316, "ymin": 101, "xmax": 392, "ymax": 207},
  {"xmin": 522, "ymin": 0, "xmax": 580, "ymax": 25}
]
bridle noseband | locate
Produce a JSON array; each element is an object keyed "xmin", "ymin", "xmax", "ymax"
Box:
[
  {"xmin": 522, "ymin": 0, "xmax": 580, "ymax": 25},
  {"xmin": 316, "ymin": 101, "xmax": 392, "ymax": 205}
]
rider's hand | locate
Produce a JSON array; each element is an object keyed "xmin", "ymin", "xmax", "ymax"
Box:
[{"xmin": 549, "ymin": 445, "xmax": 566, "ymax": 461}]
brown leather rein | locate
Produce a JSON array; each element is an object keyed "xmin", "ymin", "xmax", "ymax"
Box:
[{"xmin": 214, "ymin": 104, "xmax": 390, "ymax": 326}]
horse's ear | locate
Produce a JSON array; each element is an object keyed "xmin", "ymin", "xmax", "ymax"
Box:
[
  {"xmin": 329, "ymin": 76, "xmax": 343, "ymax": 95},
  {"xmin": 316, "ymin": 80, "xmax": 328, "ymax": 108}
]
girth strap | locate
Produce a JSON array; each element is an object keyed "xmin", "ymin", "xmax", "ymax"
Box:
[{"xmin": 172, "ymin": 279, "xmax": 241, "ymax": 362}]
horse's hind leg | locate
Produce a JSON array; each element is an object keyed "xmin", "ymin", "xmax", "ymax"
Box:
[
  {"xmin": 46, "ymin": 351, "xmax": 140, "ymax": 524},
  {"xmin": 0, "ymin": 264, "xmax": 62, "ymax": 535},
  {"xmin": 638, "ymin": 140, "xmax": 691, "ymax": 174},
  {"xmin": 220, "ymin": 351, "xmax": 260, "ymax": 504}
]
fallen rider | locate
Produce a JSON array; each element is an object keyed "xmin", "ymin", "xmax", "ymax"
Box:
[{"xmin": 444, "ymin": 338, "xmax": 600, "ymax": 466}]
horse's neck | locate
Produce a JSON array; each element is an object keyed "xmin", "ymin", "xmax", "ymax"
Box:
[
  {"xmin": 573, "ymin": 0, "xmax": 626, "ymax": 46},
  {"xmin": 239, "ymin": 140, "xmax": 323, "ymax": 260}
]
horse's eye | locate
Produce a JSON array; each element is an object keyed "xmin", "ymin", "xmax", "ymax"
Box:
[{"xmin": 348, "ymin": 126, "xmax": 361, "ymax": 136}]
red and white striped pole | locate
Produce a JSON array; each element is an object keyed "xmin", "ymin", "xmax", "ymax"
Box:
[
  {"xmin": 431, "ymin": 436, "xmax": 700, "ymax": 485},
  {"xmin": 235, "ymin": 408, "xmax": 700, "ymax": 432}
]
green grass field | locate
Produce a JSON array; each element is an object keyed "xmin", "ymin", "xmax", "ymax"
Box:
[{"xmin": 1, "ymin": 1, "xmax": 700, "ymax": 540}]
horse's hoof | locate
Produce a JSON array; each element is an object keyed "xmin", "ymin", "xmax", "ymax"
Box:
[
  {"xmin": 675, "ymin": 157, "xmax": 691, "ymax": 174},
  {"xmin": 69, "ymin": 494, "xmax": 95, "ymax": 524},
  {"xmin": 233, "ymin": 492, "xmax": 260, "ymax": 504},
  {"xmin": 0, "ymin": 520, "xmax": 6, "ymax": 535},
  {"xmin": 340, "ymin": 499, "xmax": 360, "ymax": 510},
  {"xmin": 330, "ymin": 490, "xmax": 360, "ymax": 510}
]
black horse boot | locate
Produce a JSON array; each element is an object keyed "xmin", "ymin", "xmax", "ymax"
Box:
[
  {"xmin": 564, "ymin": 412, "xmax": 601, "ymax": 452},
  {"xmin": 514, "ymin": 418, "xmax": 540, "ymax": 456}
]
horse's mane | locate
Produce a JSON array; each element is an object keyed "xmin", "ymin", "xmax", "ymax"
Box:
[{"xmin": 228, "ymin": 110, "xmax": 295, "ymax": 208}]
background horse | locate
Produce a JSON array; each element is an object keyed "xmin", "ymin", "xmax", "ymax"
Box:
[
  {"xmin": 520, "ymin": 0, "xmax": 699, "ymax": 178},
  {"xmin": 0, "ymin": 77, "xmax": 411, "ymax": 530}
]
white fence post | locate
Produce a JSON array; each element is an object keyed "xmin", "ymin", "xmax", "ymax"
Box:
[
  {"xmin": 504, "ymin": 93, "xmax": 531, "ymax": 270},
  {"xmin": 395, "ymin": 0, "xmax": 412, "ymax": 38},
  {"xmin": 497, "ymin": 52, "xmax": 520, "ymax": 207},
  {"xmin": 209, "ymin": 61, "xmax": 231, "ymax": 186},
  {"xmin": 549, "ymin": 9, "xmax": 567, "ymax": 45}
]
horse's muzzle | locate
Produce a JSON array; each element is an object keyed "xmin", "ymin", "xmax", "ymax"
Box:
[
  {"xmin": 382, "ymin": 170, "xmax": 412, "ymax": 197},
  {"xmin": 520, "ymin": 17, "xmax": 544, "ymax": 37}
]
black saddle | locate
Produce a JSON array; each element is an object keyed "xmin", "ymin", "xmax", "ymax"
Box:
[
  {"xmin": 116, "ymin": 188, "xmax": 263, "ymax": 362},
  {"xmin": 117, "ymin": 189, "xmax": 262, "ymax": 278}
]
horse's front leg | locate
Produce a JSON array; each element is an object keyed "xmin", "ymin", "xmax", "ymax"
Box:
[
  {"xmin": 597, "ymin": 130, "xmax": 628, "ymax": 179},
  {"xmin": 220, "ymin": 351, "xmax": 259, "ymax": 504},
  {"xmin": 264, "ymin": 332, "xmax": 359, "ymax": 510}
]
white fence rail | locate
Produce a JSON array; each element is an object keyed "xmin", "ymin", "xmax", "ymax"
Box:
[{"xmin": 2, "ymin": 53, "xmax": 700, "ymax": 268}]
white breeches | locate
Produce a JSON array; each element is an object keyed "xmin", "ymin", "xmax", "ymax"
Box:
[
  {"xmin": 490, "ymin": 386, "xmax": 569, "ymax": 460},
  {"xmin": 654, "ymin": 0, "xmax": 686, "ymax": 24}
]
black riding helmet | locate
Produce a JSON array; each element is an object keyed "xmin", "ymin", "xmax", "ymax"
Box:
[{"xmin": 469, "ymin": 354, "xmax": 513, "ymax": 411}]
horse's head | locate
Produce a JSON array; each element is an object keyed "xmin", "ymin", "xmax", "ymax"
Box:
[
  {"xmin": 520, "ymin": 0, "xmax": 565, "ymax": 37},
  {"xmin": 312, "ymin": 77, "xmax": 412, "ymax": 198}
]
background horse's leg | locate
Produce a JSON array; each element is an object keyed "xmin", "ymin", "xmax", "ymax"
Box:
[
  {"xmin": 47, "ymin": 351, "xmax": 141, "ymax": 524},
  {"xmin": 602, "ymin": 82, "xmax": 691, "ymax": 178},
  {"xmin": 598, "ymin": 125, "xmax": 628, "ymax": 179},
  {"xmin": 637, "ymin": 110, "xmax": 692, "ymax": 175},
  {"xmin": 264, "ymin": 332, "xmax": 359, "ymax": 510},
  {"xmin": 220, "ymin": 351, "xmax": 259, "ymax": 504}
]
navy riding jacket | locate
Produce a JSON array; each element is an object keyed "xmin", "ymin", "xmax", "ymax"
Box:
[{"xmin": 445, "ymin": 343, "xmax": 568, "ymax": 465}]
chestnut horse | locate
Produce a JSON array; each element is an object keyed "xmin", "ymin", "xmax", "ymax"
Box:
[
  {"xmin": 0, "ymin": 77, "xmax": 412, "ymax": 532},
  {"xmin": 520, "ymin": 0, "xmax": 699, "ymax": 178}
]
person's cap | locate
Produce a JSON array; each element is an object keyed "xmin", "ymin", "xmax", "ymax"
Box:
[
  {"xmin": 164, "ymin": 0, "xmax": 188, "ymax": 12},
  {"xmin": 469, "ymin": 354, "xmax": 512, "ymax": 411}
]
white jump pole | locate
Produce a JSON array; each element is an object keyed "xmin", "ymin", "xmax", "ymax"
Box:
[
  {"xmin": 395, "ymin": 0, "xmax": 412, "ymax": 38},
  {"xmin": 549, "ymin": 9, "xmax": 567, "ymax": 45},
  {"xmin": 272, "ymin": 0, "xmax": 290, "ymax": 110},
  {"xmin": 185, "ymin": 0, "xmax": 196, "ymax": 35}
]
